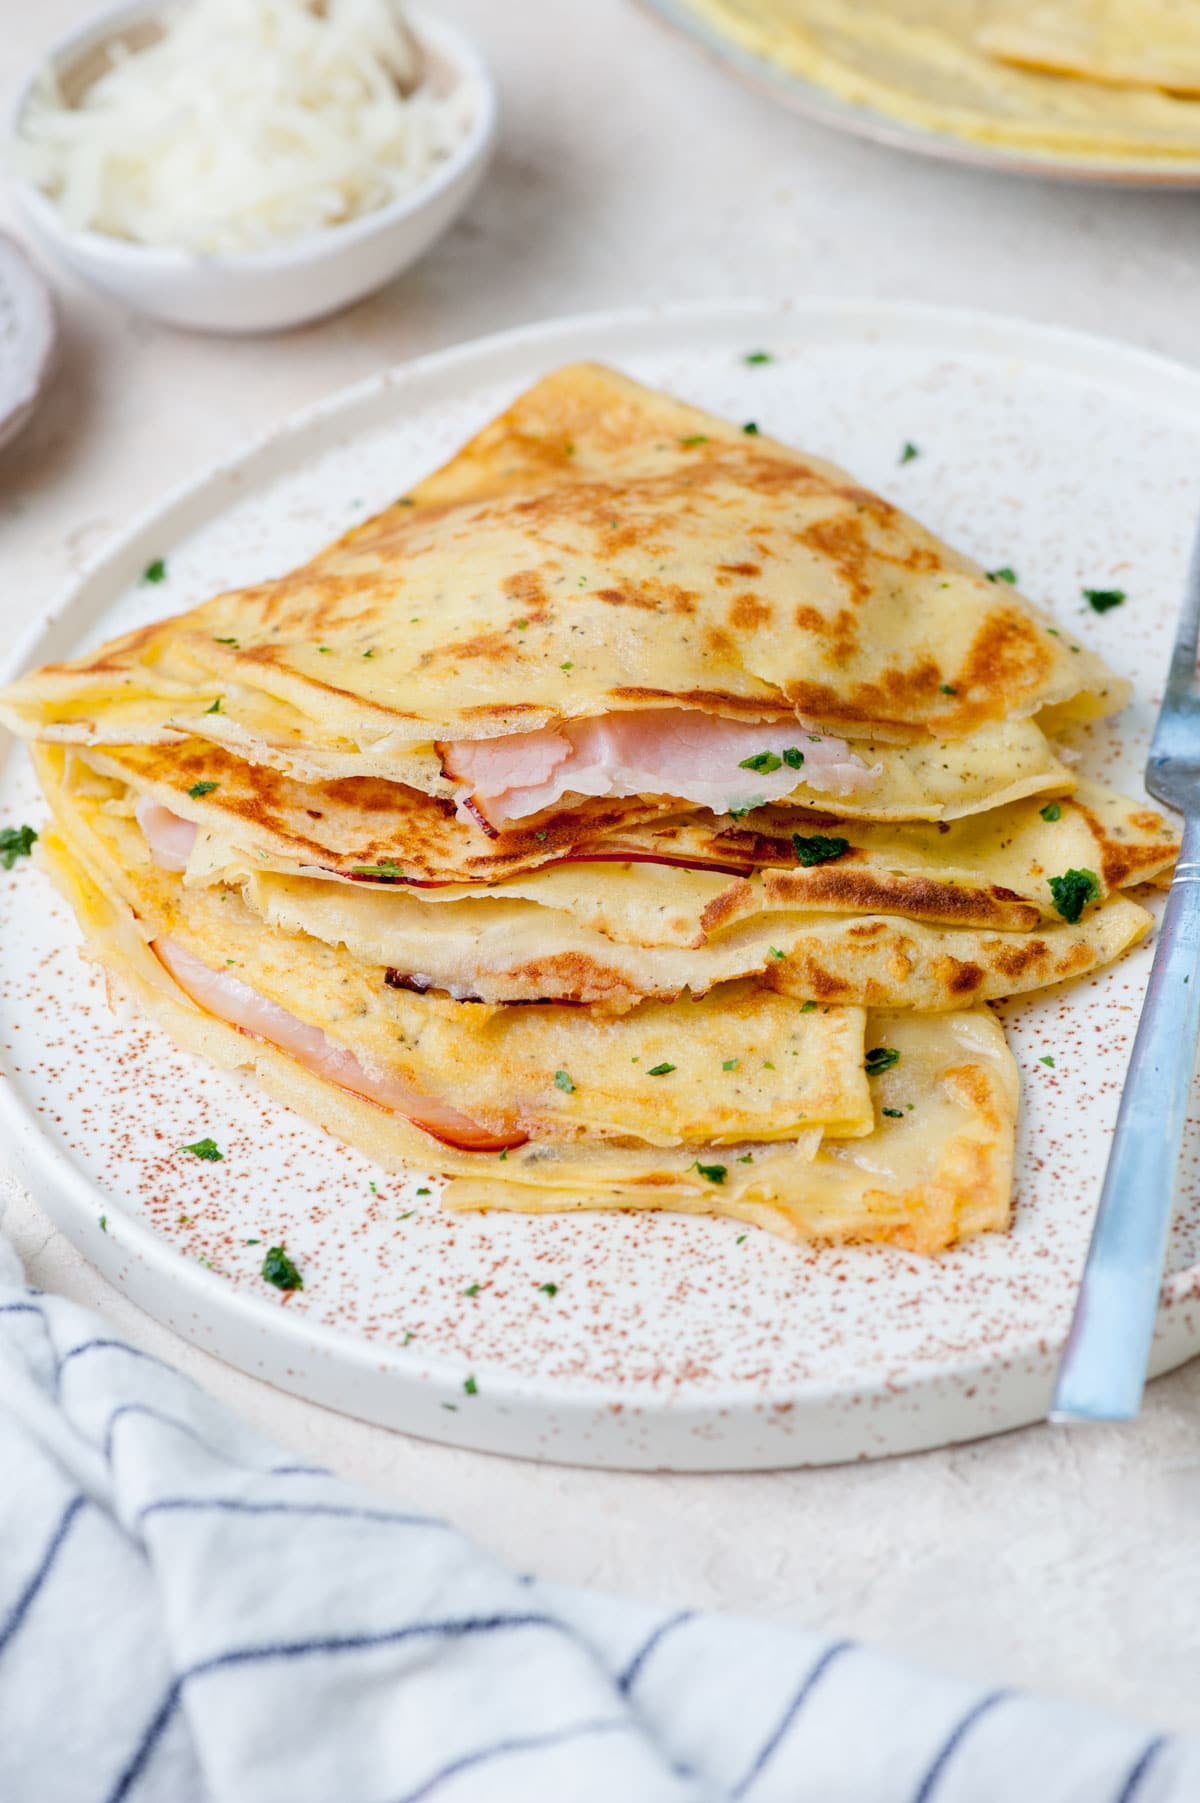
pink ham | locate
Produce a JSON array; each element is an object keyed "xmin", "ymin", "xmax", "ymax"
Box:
[
  {"xmin": 136, "ymin": 797, "xmax": 199, "ymax": 871},
  {"xmin": 155, "ymin": 937, "xmax": 522, "ymax": 1153},
  {"xmin": 442, "ymin": 709, "xmax": 878, "ymax": 828}
]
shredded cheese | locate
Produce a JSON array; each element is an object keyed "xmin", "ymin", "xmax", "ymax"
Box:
[{"xmin": 15, "ymin": 0, "xmax": 478, "ymax": 256}]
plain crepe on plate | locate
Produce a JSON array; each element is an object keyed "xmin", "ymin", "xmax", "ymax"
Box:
[{"xmin": 0, "ymin": 363, "xmax": 1175, "ymax": 1255}]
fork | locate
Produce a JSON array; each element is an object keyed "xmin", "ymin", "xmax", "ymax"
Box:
[{"xmin": 1051, "ymin": 517, "xmax": 1200, "ymax": 1423}]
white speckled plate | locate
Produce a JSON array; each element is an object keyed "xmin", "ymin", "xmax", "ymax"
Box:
[
  {"xmin": 4, "ymin": 301, "xmax": 1200, "ymax": 1470},
  {"xmin": 641, "ymin": 0, "xmax": 1200, "ymax": 189}
]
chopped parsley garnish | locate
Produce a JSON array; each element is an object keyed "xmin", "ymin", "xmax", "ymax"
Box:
[
  {"xmin": 881, "ymin": 1106, "xmax": 904, "ymax": 1118},
  {"xmin": 363, "ymin": 648, "xmax": 376, "ymax": 657},
  {"xmin": 694, "ymin": 1162, "xmax": 728, "ymax": 1184},
  {"xmin": 369, "ymin": 1181, "xmax": 377, "ymax": 1194},
  {"xmin": 864, "ymin": 1046, "xmax": 901, "ymax": 1076},
  {"xmin": 539, "ymin": 1282, "xmax": 558, "ymax": 1297},
  {"xmin": 799, "ymin": 999, "xmax": 818, "ymax": 1012},
  {"xmin": 782, "ymin": 746, "xmax": 805, "ymax": 769},
  {"xmin": 986, "ymin": 566, "xmax": 1017, "ymax": 585},
  {"xmin": 900, "ymin": 441, "xmax": 920, "ymax": 464},
  {"xmin": 940, "ymin": 684, "xmax": 957, "ymax": 695},
  {"xmin": 463, "ymin": 1375, "xmax": 478, "ymax": 1395},
  {"xmin": 142, "ymin": 558, "xmax": 166, "ymax": 584},
  {"xmin": 317, "ymin": 646, "xmax": 332, "ymax": 654},
  {"xmin": 463, "ymin": 1283, "xmax": 480, "ymax": 1297},
  {"xmin": 515, "ymin": 619, "xmax": 528, "ymax": 630},
  {"xmin": 214, "ymin": 636, "xmax": 238, "ymax": 646},
  {"xmin": 554, "ymin": 1068, "xmax": 576, "ymax": 1093},
  {"xmin": 245, "ymin": 1237, "xmax": 260, "ymax": 1245},
  {"xmin": 680, "ymin": 434, "xmax": 709, "ymax": 447},
  {"xmin": 187, "ymin": 781, "xmax": 218, "ymax": 799},
  {"xmin": 561, "ymin": 660, "xmax": 574, "ymax": 672},
  {"xmin": 261, "ymin": 1246, "xmax": 303, "ymax": 1291},
  {"xmin": 736, "ymin": 1234, "xmax": 747, "ymax": 1245},
  {"xmin": 792, "ymin": 832, "xmax": 850, "ymax": 867},
  {"xmin": 351, "ymin": 860, "xmax": 403, "ymax": 879},
  {"xmin": 204, "ymin": 697, "xmax": 222, "ymax": 714},
  {"xmin": 738, "ymin": 750, "xmax": 782, "ymax": 774},
  {"xmin": 744, "ymin": 350, "xmax": 772, "ymax": 365},
  {"xmin": 416, "ymin": 1187, "xmax": 431, "ymax": 1196},
  {"xmin": 534, "ymin": 830, "xmax": 548, "ymax": 842},
  {"xmin": 1048, "ymin": 867, "xmax": 1100, "ymax": 924},
  {"xmin": 398, "ymin": 496, "xmax": 416, "ymax": 506},
  {"xmin": 0, "ymin": 824, "xmax": 37, "ymax": 869},
  {"xmin": 99, "ymin": 1214, "xmax": 108, "ymax": 1232},
  {"xmin": 722, "ymin": 1057, "xmax": 739, "ymax": 1071},
  {"xmin": 1039, "ymin": 1055, "xmax": 1055, "ymax": 1068},
  {"xmin": 1084, "ymin": 587, "xmax": 1125, "ymax": 613},
  {"xmin": 742, "ymin": 421, "xmax": 759, "ymax": 435},
  {"xmin": 768, "ymin": 947, "xmax": 785, "ymax": 960},
  {"xmin": 647, "ymin": 1061, "xmax": 676, "ymax": 1076},
  {"xmin": 180, "ymin": 1137, "xmax": 223, "ymax": 1161},
  {"xmin": 1040, "ymin": 802, "xmax": 1062, "ymax": 822}
]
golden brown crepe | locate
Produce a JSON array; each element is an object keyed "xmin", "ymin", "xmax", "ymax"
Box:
[{"xmin": 0, "ymin": 365, "xmax": 1127, "ymax": 773}]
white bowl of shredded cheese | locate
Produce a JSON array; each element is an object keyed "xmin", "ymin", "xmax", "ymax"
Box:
[{"xmin": 8, "ymin": 0, "xmax": 496, "ymax": 334}]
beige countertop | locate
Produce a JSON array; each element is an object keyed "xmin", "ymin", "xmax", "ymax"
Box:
[{"xmin": 3, "ymin": 0, "xmax": 1200, "ymax": 1738}]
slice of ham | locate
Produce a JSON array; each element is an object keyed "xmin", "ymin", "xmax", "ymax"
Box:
[
  {"xmin": 154, "ymin": 937, "xmax": 521, "ymax": 1152},
  {"xmin": 136, "ymin": 796, "xmax": 199, "ymax": 871},
  {"xmin": 442, "ymin": 709, "xmax": 878, "ymax": 828}
]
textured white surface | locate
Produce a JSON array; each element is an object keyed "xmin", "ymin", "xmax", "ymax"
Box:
[{"xmin": 3, "ymin": 0, "xmax": 1200, "ymax": 1737}]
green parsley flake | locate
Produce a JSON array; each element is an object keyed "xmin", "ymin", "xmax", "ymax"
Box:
[
  {"xmin": 940, "ymin": 684, "xmax": 957, "ymax": 696},
  {"xmin": 416, "ymin": 1187, "xmax": 431, "ymax": 1196},
  {"xmin": 1039, "ymin": 1055, "xmax": 1056, "ymax": 1068},
  {"xmin": 736, "ymin": 1234, "xmax": 747, "ymax": 1245},
  {"xmin": 647, "ymin": 1061, "xmax": 677, "ymax": 1076},
  {"xmin": 180, "ymin": 1137, "xmax": 223, "ymax": 1162},
  {"xmin": 1084, "ymin": 587, "xmax": 1125, "ymax": 613},
  {"xmin": 534, "ymin": 830, "xmax": 548, "ymax": 842},
  {"xmin": 351, "ymin": 861, "xmax": 403, "ymax": 880},
  {"xmin": 515, "ymin": 619, "xmax": 528, "ymax": 630},
  {"xmin": 680, "ymin": 434, "xmax": 709, "ymax": 447},
  {"xmin": 561, "ymin": 660, "xmax": 574, "ymax": 672},
  {"xmin": 782, "ymin": 746, "xmax": 805, "ymax": 769},
  {"xmin": 1040, "ymin": 802, "xmax": 1062, "ymax": 822},
  {"xmin": 738, "ymin": 750, "xmax": 782, "ymax": 774},
  {"xmin": 398, "ymin": 497, "xmax": 416, "ymax": 507},
  {"xmin": 214, "ymin": 636, "xmax": 238, "ymax": 646},
  {"xmin": 768, "ymin": 947, "xmax": 785, "ymax": 961},
  {"xmin": 539, "ymin": 1282, "xmax": 558, "ymax": 1297},
  {"xmin": 363, "ymin": 648, "xmax": 375, "ymax": 658},
  {"xmin": 187, "ymin": 781, "xmax": 218, "ymax": 799},
  {"xmin": 744, "ymin": 350, "xmax": 772, "ymax": 365},
  {"xmin": 99, "ymin": 1215, "xmax": 108, "ymax": 1233},
  {"xmin": 694, "ymin": 1162, "xmax": 728, "ymax": 1184},
  {"xmin": 900, "ymin": 441, "xmax": 920, "ymax": 464},
  {"xmin": 142, "ymin": 558, "xmax": 166, "ymax": 584},
  {"xmin": 864, "ymin": 1046, "xmax": 901, "ymax": 1076},
  {"xmin": 881, "ymin": 1107, "xmax": 904, "ymax": 1119},
  {"xmin": 0, "ymin": 824, "xmax": 38, "ymax": 869},
  {"xmin": 245, "ymin": 1237, "xmax": 260, "ymax": 1245},
  {"xmin": 369, "ymin": 1181, "xmax": 377, "ymax": 1195},
  {"xmin": 464, "ymin": 1283, "xmax": 480, "ymax": 1297},
  {"xmin": 799, "ymin": 1000, "xmax": 818, "ymax": 1013},
  {"xmin": 463, "ymin": 1375, "xmax": 478, "ymax": 1395},
  {"xmin": 986, "ymin": 567, "xmax": 1017, "ymax": 585},
  {"xmin": 1048, "ymin": 867, "xmax": 1100, "ymax": 924},
  {"xmin": 792, "ymin": 832, "xmax": 850, "ymax": 867},
  {"xmin": 743, "ymin": 421, "xmax": 759, "ymax": 435},
  {"xmin": 554, "ymin": 1068, "xmax": 576, "ymax": 1093},
  {"xmin": 205, "ymin": 697, "xmax": 222, "ymax": 714},
  {"xmin": 722, "ymin": 1057, "xmax": 739, "ymax": 1071},
  {"xmin": 261, "ymin": 1246, "xmax": 303, "ymax": 1291}
]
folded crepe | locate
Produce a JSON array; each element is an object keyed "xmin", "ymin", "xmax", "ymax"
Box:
[
  {"xmin": 35, "ymin": 762, "xmax": 1016, "ymax": 1255},
  {"xmin": 1, "ymin": 365, "xmax": 1127, "ymax": 830},
  {"xmin": 1, "ymin": 364, "xmax": 1171, "ymax": 1256}
]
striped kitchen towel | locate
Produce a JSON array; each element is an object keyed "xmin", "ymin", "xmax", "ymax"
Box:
[{"xmin": 0, "ymin": 1231, "xmax": 1193, "ymax": 1803}]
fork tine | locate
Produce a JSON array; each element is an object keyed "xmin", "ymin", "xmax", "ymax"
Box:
[{"xmin": 1161, "ymin": 518, "xmax": 1200, "ymax": 707}]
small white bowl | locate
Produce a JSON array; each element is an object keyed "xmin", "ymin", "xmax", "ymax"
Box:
[{"xmin": 7, "ymin": 1, "xmax": 497, "ymax": 335}]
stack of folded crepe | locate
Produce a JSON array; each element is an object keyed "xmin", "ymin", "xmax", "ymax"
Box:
[{"xmin": 0, "ymin": 365, "xmax": 1178, "ymax": 1253}]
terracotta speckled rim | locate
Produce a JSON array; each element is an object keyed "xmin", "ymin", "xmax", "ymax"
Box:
[
  {"xmin": 638, "ymin": 0, "xmax": 1200, "ymax": 190},
  {"xmin": 4, "ymin": 299, "xmax": 1200, "ymax": 1470}
]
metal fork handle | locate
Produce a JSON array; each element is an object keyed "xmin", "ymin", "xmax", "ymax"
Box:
[{"xmin": 1052, "ymin": 811, "xmax": 1200, "ymax": 1422}]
